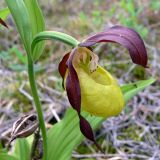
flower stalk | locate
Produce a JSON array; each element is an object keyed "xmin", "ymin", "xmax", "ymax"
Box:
[{"xmin": 27, "ymin": 53, "xmax": 47, "ymax": 160}]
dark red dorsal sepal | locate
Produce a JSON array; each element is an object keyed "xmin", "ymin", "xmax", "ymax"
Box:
[{"xmin": 79, "ymin": 25, "xmax": 148, "ymax": 67}]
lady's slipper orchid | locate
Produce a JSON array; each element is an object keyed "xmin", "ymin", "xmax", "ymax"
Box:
[{"xmin": 58, "ymin": 26, "xmax": 148, "ymax": 151}]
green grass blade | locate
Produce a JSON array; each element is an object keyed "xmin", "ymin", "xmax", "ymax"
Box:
[
  {"xmin": 121, "ymin": 78, "xmax": 156, "ymax": 103},
  {"xmin": 0, "ymin": 154, "xmax": 18, "ymax": 160},
  {"xmin": 47, "ymin": 78, "xmax": 155, "ymax": 160},
  {"xmin": 5, "ymin": 0, "xmax": 32, "ymax": 53},
  {"xmin": 31, "ymin": 31, "xmax": 79, "ymax": 60},
  {"xmin": 24, "ymin": 0, "xmax": 45, "ymax": 61},
  {"xmin": 10, "ymin": 47, "xmax": 27, "ymax": 64},
  {"xmin": 0, "ymin": 8, "xmax": 10, "ymax": 20}
]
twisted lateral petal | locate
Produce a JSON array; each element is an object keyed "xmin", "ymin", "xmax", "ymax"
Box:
[
  {"xmin": 66, "ymin": 48, "xmax": 81, "ymax": 113},
  {"xmin": 64, "ymin": 48, "xmax": 103, "ymax": 151},
  {"xmin": 79, "ymin": 115, "xmax": 103, "ymax": 152},
  {"xmin": 79, "ymin": 25, "xmax": 148, "ymax": 67}
]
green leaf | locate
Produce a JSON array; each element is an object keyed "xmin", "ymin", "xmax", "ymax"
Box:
[
  {"xmin": 5, "ymin": 0, "xmax": 32, "ymax": 52},
  {"xmin": 5, "ymin": 0, "xmax": 45, "ymax": 57},
  {"xmin": 0, "ymin": 154, "xmax": 18, "ymax": 160},
  {"xmin": 31, "ymin": 31, "xmax": 79, "ymax": 60},
  {"xmin": 9, "ymin": 63, "xmax": 45, "ymax": 72},
  {"xmin": 47, "ymin": 109, "xmax": 102, "ymax": 160},
  {"xmin": 23, "ymin": 0, "xmax": 45, "ymax": 61},
  {"xmin": 47, "ymin": 78, "xmax": 155, "ymax": 160},
  {"xmin": 10, "ymin": 47, "xmax": 27, "ymax": 64},
  {"xmin": 0, "ymin": 138, "xmax": 33, "ymax": 160},
  {"xmin": 0, "ymin": 149, "xmax": 8, "ymax": 154},
  {"xmin": 0, "ymin": 8, "xmax": 10, "ymax": 20},
  {"xmin": 121, "ymin": 78, "xmax": 156, "ymax": 103},
  {"xmin": 13, "ymin": 138, "xmax": 31, "ymax": 160}
]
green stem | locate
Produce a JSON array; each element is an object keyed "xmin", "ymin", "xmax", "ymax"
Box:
[{"xmin": 27, "ymin": 54, "xmax": 47, "ymax": 160}]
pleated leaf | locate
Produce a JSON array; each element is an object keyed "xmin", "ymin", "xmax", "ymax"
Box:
[
  {"xmin": 23, "ymin": 0, "xmax": 45, "ymax": 61},
  {"xmin": 5, "ymin": 0, "xmax": 32, "ymax": 52},
  {"xmin": 5, "ymin": 0, "xmax": 45, "ymax": 58},
  {"xmin": 12, "ymin": 139, "xmax": 31, "ymax": 160},
  {"xmin": 47, "ymin": 109, "xmax": 103, "ymax": 160}
]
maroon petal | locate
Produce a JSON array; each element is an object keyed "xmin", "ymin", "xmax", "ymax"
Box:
[
  {"xmin": 66, "ymin": 49, "xmax": 81, "ymax": 113},
  {"xmin": 79, "ymin": 25, "xmax": 148, "ymax": 67},
  {"xmin": 65, "ymin": 48, "xmax": 103, "ymax": 152},
  {"xmin": 0, "ymin": 18, "xmax": 8, "ymax": 28},
  {"xmin": 58, "ymin": 52, "xmax": 70, "ymax": 79},
  {"xmin": 58, "ymin": 52, "xmax": 70, "ymax": 88},
  {"xmin": 79, "ymin": 115, "xmax": 104, "ymax": 153}
]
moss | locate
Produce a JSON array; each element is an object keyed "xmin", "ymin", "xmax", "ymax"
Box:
[
  {"xmin": 155, "ymin": 113, "xmax": 160, "ymax": 121},
  {"xmin": 118, "ymin": 124, "xmax": 142, "ymax": 141},
  {"xmin": 133, "ymin": 66, "xmax": 146, "ymax": 79}
]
